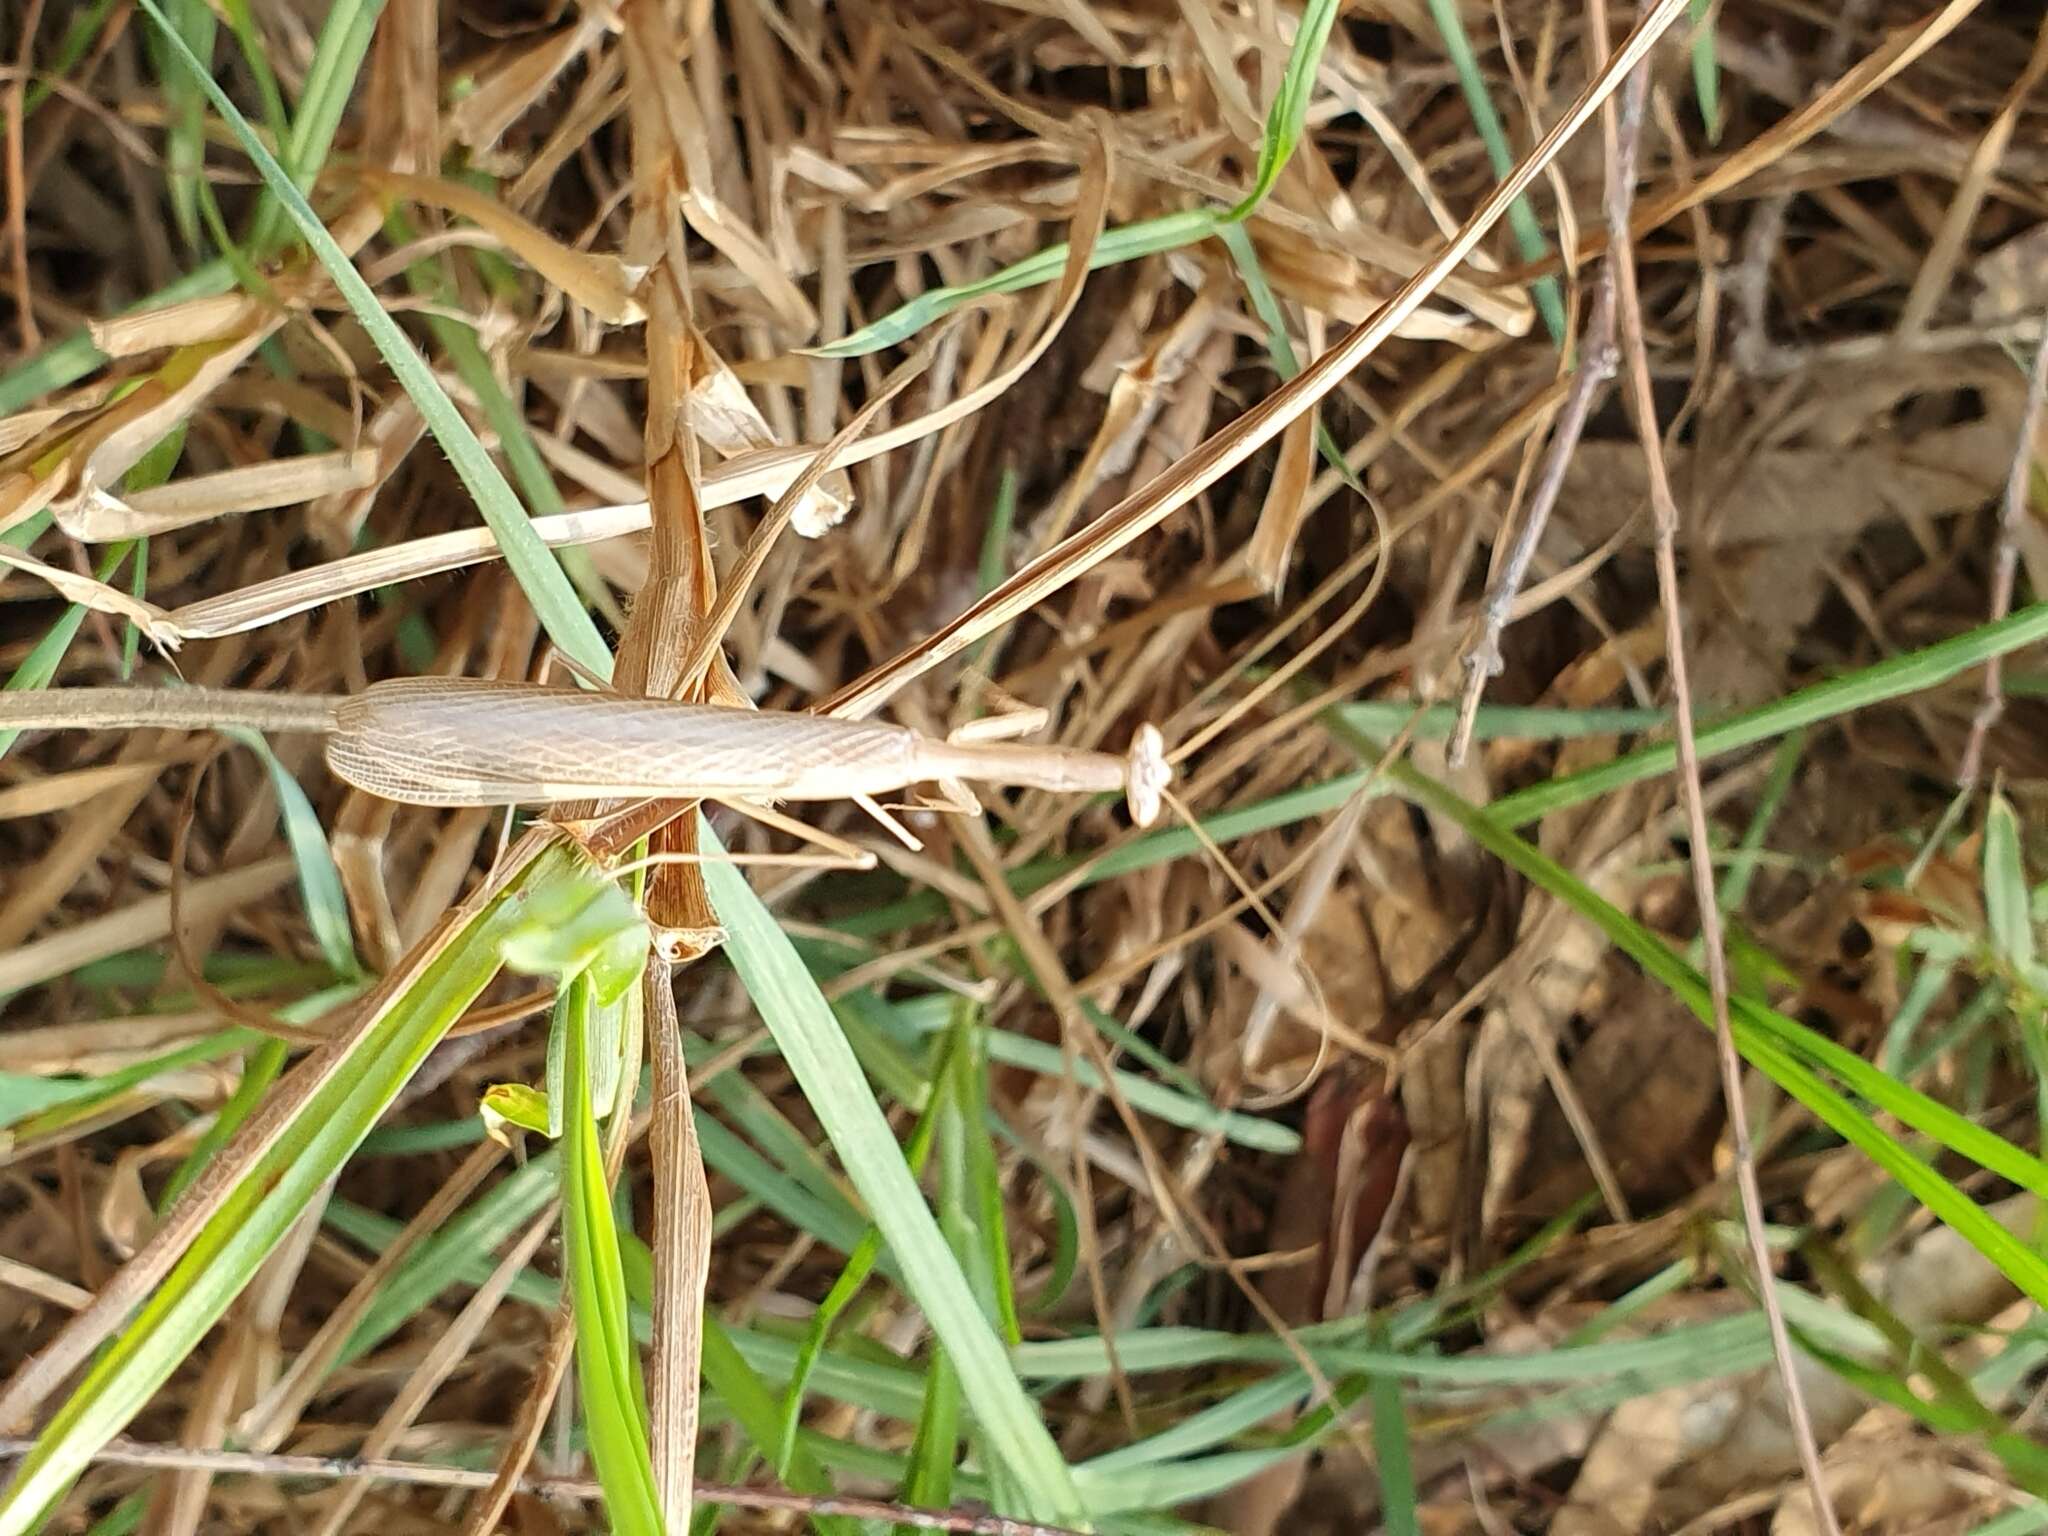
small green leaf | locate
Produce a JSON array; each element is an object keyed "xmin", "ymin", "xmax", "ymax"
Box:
[
  {"xmin": 1688, "ymin": 0, "xmax": 1723, "ymax": 143},
  {"xmin": 481, "ymin": 1083, "xmax": 552, "ymax": 1140},
  {"xmin": 222, "ymin": 727, "xmax": 361, "ymax": 980},
  {"xmin": 1984, "ymin": 792, "xmax": 2035, "ymax": 976}
]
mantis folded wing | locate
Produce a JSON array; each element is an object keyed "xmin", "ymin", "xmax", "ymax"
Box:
[{"xmin": 0, "ymin": 676, "xmax": 1171, "ymax": 826}]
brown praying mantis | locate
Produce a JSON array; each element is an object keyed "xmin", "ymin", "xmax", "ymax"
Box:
[{"xmin": 0, "ymin": 676, "xmax": 1172, "ymax": 864}]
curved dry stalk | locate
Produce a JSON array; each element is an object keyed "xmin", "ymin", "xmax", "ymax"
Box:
[{"xmin": 1593, "ymin": 30, "xmax": 1845, "ymax": 1536}]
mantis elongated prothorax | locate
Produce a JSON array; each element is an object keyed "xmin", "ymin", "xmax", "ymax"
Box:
[{"xmin": 0, "ymin": 678, "xmax": 1172, "ymax": 827}]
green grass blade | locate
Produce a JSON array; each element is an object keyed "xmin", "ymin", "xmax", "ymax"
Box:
[
  {"xmin": 248, "ymin": 0, "xmax": 387, "ymax": 257},
  {"xmin": 158, "ymin": 1036, "xmax": 285, "ymax": 1210},
  {"xmin": 1229, "ymin": 0, "xmax": 1340, "ymax": 217},
  {"xmin": 812, "ymin": 209, "xmax": 1217, "ymax": 358},
  {"xmin": 1489, "ymin": 600, "xmax": 2048, "ymax": 827},
  {"xmin": 1688, "ymin": 0, "xmax": 1723, "ymax": 143},
  {"xmin": 16, "ymin": 0, "xmax": 122, "ymax": 121},
  {"xmin": 1715, "ymin": 728, "xmax": 1804, "ymax": 917},
  {"xmin": 772, "ymin": 1035, "xmax": 952, "ymax": 1478},
  {"xmin": 1985, "ymin": 793, "xmax": 2035, "ymax": 975},
  {"xmin": 1, "ymin": 1026, "xmax": 269, "ymax": 1137},
  {"xmin": 1368, "ymin": 743, "xmax": 2048, "ymax": 1305},
  {"xmin": 1370, "ymin": 1366, "xmax": 1419, "ymax": 1536},
  {"xmin": 1421, "ymin": 0, "xmax": 1565, "ymax": 342},
  {"xmin": 1336, "ymin": 699, "xmax": 1670, "ymax": 741},
  {"xmin": 820, "ymin": 0, "xmax": 1340, "ymax": 360},
  {"xmin": 150, "ymin": 0, "xmax": 218, "ymax": 249},
  {"xmin": 697, "ymin": 1318, "xmax": 845, "ymax": 1534},
  {"xmin": 222, "ymin": 728, "xmax": 361, "ymax": 979},
  {"xmin": 700, "ymin": 820, "xmax": 1086, "ymax": 1527},
  {"xmin": 1219, "ymin": 220, "xmax": 1361, "ymax": 490},
  {"xmin": 0, "ymin": 847, "xmax": 641, "ymax": 1534},
  {"xmin": 952, "ymin": 1021, "xmax": 1021, "ymax": 1345},
  {"xmin": 135, "ymin": 0, "xmax": 613, "ymax": 680},
  {"xmin": 562, "ymin": 974, "xmax": 665, "ymax": 1536},
  {"xmin": 0, "ymin": 262, "xmax": 236, "ymax": 413}
]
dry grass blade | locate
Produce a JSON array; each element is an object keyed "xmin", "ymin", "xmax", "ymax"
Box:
[
  {"xmin": 0, "ymin": 858, "xmax": 295, "ymax": 998},
  {"xmin": 819, "ymin": 0, "xmax": 1692, "ymax": 722},
  {"xmin": 362, "ymin": 169, "xmax": 646, "ymax": 324},
  {"xmin": 642, "ymin": 967, "xmax": 709, "ymax": 1525}
]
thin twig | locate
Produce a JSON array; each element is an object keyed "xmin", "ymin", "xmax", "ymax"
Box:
[
  {"xmin": 1594, "ymin": 20, "xmax": 1847, "ymax": 1536},
  {"xmin": 1450, "ymin": 252, "xmax": 1620, "ymax": 766},
  {"xmin": 1729, "ymin": 0, "xmax": 1881, "ymax": 376},
  {"xmin": 1957, "ymin": 316, "xmax": 2048, "ymax": 788},
  {"xmin": 0, "ymin": 1437, "xmax": 1086, "ymax": 1536}
]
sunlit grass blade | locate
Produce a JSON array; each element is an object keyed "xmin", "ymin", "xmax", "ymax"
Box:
[
  {"xmin": 699, "ymin": 820, "xmax": 1086, "ymax": 1527},
  {"xmin": 0, "ymin": 846, "xmax": 643, "ymax": 1535},
  {"xmin": 136, "ymin": 0, "xmax": 612, "ymax": 680},
  {"xmin": 561, "ymin": 974, "xmax": 664, "ymax": 1536}
]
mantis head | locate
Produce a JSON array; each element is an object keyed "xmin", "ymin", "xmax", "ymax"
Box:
[{"xmin": 1124, "ymin": 724, "xmax": 1170, "ymax": 828}]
